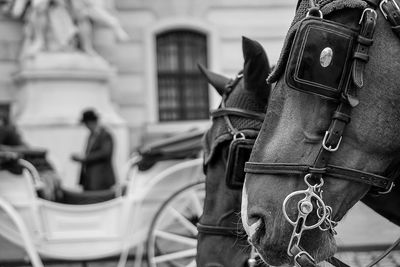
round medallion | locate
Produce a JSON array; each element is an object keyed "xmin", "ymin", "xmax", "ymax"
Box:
[
  {"xmin": 320, "ymin": 47, "xmax": 333, "ymax": 68},
  {"xmin": 300, "ymin": 201, "xmax": 313, "ymax": 214}
]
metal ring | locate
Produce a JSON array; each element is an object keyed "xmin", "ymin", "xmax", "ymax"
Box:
[
  {"xmin": 282, "ymin": 189, "xmax": 327, "ymax": 230},
  {"xmin": 283, "ymin": 190, "xmax": 308, "ymax": 226},
  {"xmin": 306, "ymin": 8, "xmax": 323, "ymax": 18},
  {"xmin": 378, "ymin": 182, "xmax": 395, "ymax": 195},
  {"xmin": 233, "ymin": 132, "xmax": 246, "ymax": 140},
  {"xmin": 304, "ymin": 174, "xmax": 324, "ymax": 189}
]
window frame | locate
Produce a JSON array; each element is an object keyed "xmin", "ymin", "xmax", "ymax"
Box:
[
  {"xmin": 156, "ymin": 30, "xmax": 209, "ymax": 122},
  {"xmin": 144, "ymin": 19, "xmax": 221, "ymax": 132}
]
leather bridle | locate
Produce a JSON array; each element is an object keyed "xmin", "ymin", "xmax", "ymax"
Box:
[
  {"xmin": 197, "ymin": 72, "xmax": 265, "ymax": 267},
  {"xmin": 244, "ymin": 0, "xmax": 400, "ymax": 266}
]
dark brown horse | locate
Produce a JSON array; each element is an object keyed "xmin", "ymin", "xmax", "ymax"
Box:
[
  {"xmin": 241, "ymin": 0, "xmax": 400, "ymax": 266},
  {"xmin": 197, "ymin": 37, "xmax": 271, "ymax": 267}
]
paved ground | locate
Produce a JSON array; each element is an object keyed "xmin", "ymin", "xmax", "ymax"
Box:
[
  {"xmin": 0, "ymin": 202, "xmax": 399, "ymax": 266},
  {"xmin": 336, "ymin": 250, "xmax": 400, "ymax": 267}
]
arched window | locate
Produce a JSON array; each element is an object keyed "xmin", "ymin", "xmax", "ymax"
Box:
[{"xmin": 156, "ymin": 30, "xmax": 209, "ymax": 121}]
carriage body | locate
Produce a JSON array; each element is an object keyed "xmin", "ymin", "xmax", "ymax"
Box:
[{"xmin": 0, "ymin": 130, "xmax": 205, "ymax": 265}]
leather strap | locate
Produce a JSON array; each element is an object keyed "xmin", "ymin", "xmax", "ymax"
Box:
[
  {"xmin": 197, "ymin": 223, "xmax": 245, "ymax": 237},
  {"xmin": 352, "ymin": 8, "xmax": 377, "ymax": 88},
  {"xmin": 365, "ymin": 0, "xmax": 380, "ymax": 8},
  {"xmin": 379, "ymin": 0, "xmax": 400, "ymax": 38},
  {"xmin": 290, "ymin": 245, "xmax": 317, "ymax": 267},
  {"xmin": 326, "ymin": 257, "xmax": 351, "ymax": 267},
  {"xmin": 307, "ymin": 101, "xmax": 352, "ymax": 181},
  {"xmin": 244, "ymin": 162, "xmax": 394, "ymax": 190},
  {"xmin": 210, "ymin": 108, "xmax": 265, "ymax": 122},
  {"xmin": 365, "ymin": 236, "xmax": 400, "ymax": 267}
]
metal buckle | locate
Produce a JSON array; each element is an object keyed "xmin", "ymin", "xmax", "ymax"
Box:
[
  {"xmin": 378, "ymin": 182, "xmax": 395, "ymax": 195},
  {"xmin": 322, "ymin": 131, "xmax": 342, "ymax": 152},
  {"xmin": 294, "ymin": 251, "xmax": 316, "ymax": 267},
  {"xmin": 380, "ymin": 0, "xmax": 400, "ymax": 20},
  {"xmin": 359, "ymin": 8, "xmax": 378, "ymax": 24}
]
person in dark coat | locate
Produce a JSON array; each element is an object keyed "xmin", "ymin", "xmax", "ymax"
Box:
[
  {"xmin": 71, "ymin": 109, "xmax": 116, "ymax": 191},
  {"xmin": 0, "ymin": 114, "xmax": 27, "ymax": 149}
]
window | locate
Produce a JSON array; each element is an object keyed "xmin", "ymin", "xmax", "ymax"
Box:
[{"xmin": 156, "ymin": 30, "xmax": 209, "ymax": 121}]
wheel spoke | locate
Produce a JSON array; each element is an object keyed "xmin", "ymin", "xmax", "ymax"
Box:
[
  {"xmin": 148, "ymin": 182, "xmax": 205, "ymax": 267},
  {"xmin": 154, "ymin": 248, "xmax": 197, "ymax": 263},
  {"xmin": 167, "ymin": 206, "xmax": 198, "ymax": 235},
  {"xmin": 155, "ymin": 230, "xmax": 197, "ymax": 246}
]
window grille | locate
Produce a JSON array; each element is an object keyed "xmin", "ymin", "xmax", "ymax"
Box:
[{"xmin": 156, "ymin": 30, "xmax": 209, "ymax": 121}]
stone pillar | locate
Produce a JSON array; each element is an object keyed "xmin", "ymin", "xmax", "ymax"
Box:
[{"xmin": 13, "ymin": 52, "xmax": 129, "ymax": 189}]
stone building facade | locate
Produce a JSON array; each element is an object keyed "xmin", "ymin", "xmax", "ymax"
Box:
[
  {"xmin": 0, "ymin": 0, "xmax": 296, "ymax": 186},
  {"xmin": 100, "ymin": 0, "xmax": 296, "ymax": 147}
]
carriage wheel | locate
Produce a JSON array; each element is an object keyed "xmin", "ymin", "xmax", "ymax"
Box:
[{"xmin": 147, "ymin": 181, "xmax": 205, "ymax": 267}]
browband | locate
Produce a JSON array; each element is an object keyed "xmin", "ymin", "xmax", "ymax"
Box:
[{"xmin": 245, "ymin": 162, "xmax": 394, "ymax": 191}]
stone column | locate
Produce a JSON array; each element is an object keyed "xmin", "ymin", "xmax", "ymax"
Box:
[{"xmin": 13, "ymin": 52, "xmax": 129, "ymax": 189}]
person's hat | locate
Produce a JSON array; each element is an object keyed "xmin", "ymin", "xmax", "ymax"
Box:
[{"xmin": 80, "ymin": 109, "xmax": 98, "ymax": 123}]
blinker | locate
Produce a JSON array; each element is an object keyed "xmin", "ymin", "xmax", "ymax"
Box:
[
  {"xmin": 225, "ymin": 138, "xmax": 255, "ymax": 189},
  {"xmin": 285, "ymin": 16, "xmax": 358, "ymax": 101}
]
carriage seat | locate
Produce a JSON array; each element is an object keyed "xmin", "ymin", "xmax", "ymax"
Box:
[
  {"xmin": 0, "ymin": 149, "xmax": 119, "ymax": 204},
  {"xmin": 0, "ymin": 148, "xmax": 51, "ymax": 175},
  {"xmin": 137, "ymin": 129, "xmax": 204, "ymax": 171},
  {"xmin": 59, "ymin": 188, "xmax": 122, "ymax": 204}
]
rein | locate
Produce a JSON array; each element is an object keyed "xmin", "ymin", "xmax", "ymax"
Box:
[{"xmin": 245, "ymin": 0, "xmax": 400, "ymax": 266}]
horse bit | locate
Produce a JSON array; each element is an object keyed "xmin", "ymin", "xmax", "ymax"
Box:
[
  {"xmin": 245, "ymin": 0, "xmax": 400, "ymax": 266},
  {"xmin": 197, "ymin": 72, "xmax": 265, "ymax": 267}
]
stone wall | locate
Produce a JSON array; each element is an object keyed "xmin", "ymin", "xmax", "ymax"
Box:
[
  {"xmin": 0, "ymin": 0, "xmax": 297, "ymax": 153},
  {"xmin": 109, "ymin": 0, "xmax": 296, "ymax": 150}
]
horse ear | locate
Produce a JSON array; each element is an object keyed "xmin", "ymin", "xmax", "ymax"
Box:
[
  {"xmin": 197, "ymin": 63, "xmax": 230, "ymax": 96},
  {"xmin": 242, "ymin": 36, "xmax": 271, "ymax": 102}
]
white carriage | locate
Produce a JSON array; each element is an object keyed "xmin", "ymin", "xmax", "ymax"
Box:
[{"xmin": 0, "ymin": 130, "xmax": 206, "ymax": 267}]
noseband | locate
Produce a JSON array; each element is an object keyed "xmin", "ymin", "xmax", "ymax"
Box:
[
  {"xmin": 245, "ymin": 0, "xmax": 400, "ymax": 266},
  {"xmin": 198, "ymin": 72, "xmax": 265, "ymax": 266}
]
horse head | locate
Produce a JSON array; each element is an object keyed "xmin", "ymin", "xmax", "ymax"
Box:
[
  {"xmin": 241, "ymin": 0, "xmax": 400, "ymax": 266},
  {"xmin": 197, "ymin": 37, "xmax": 271, "ymax": 267}
]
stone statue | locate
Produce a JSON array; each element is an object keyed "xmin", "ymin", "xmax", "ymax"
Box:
[
  {"xmin": 20, "ymin": 0, "xmax": 77, "ymax": 58},
  {"xmin": 1, "ymin": 0, "xmax": 129, "ymax": 59},
  {"xmin": 69, "ymin": 0, "xmax": 129, "ymax": 55}
]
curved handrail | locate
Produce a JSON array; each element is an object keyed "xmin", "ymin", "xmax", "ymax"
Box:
[
  {"xmin": 17, "ymin": 159, "xmax": 45, "ymax": 190},
  {"xmin": 0, "ymin": 196, "xmax": 44, "ymax": 267}
]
